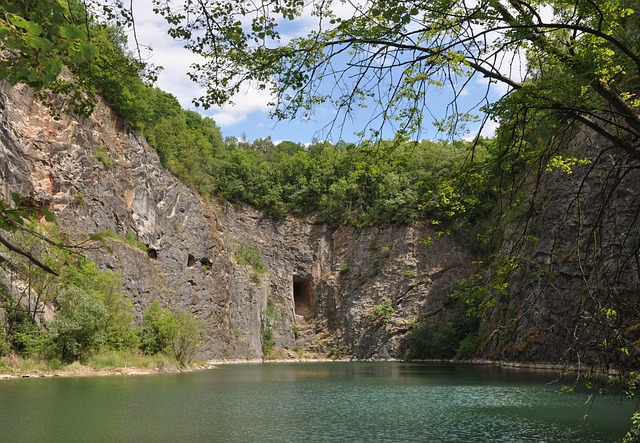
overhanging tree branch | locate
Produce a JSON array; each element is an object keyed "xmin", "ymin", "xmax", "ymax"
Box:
[{"xmin": 0, "ymin": 234, "xmax": 59, "ymax": 276}]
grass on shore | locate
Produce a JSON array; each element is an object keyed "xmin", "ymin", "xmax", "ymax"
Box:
[{"xmin": 0, "ymin": 349, "xmax": 188, "ymax": 376}]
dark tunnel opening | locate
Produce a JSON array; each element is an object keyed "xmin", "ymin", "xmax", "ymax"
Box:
[{"xmin": 293, "ymin": 276, "xmax": 315, "ymax": 319}]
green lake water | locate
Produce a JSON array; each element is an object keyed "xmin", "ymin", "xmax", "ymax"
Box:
[{"xmin": 0, "ymin": 361, "xmax": 635, "ymax": 442}]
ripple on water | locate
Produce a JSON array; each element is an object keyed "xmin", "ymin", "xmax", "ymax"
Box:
[{"xmin": 0, "ymin": 362, "xmax": 633, "ymax": 443}]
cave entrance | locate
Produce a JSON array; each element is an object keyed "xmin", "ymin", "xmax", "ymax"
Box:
[{"xmin": 293, "ymin": 276, "xmax": 315, "ymax": 319}]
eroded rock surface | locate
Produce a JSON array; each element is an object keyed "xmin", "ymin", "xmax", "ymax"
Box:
[{"xmin": 0, "ymin": 82, "xmax": 475, "ymax": 360}]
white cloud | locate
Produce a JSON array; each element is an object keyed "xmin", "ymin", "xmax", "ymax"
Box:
[
  {"xmin": 480, "ymin": 118, "xmax": 499, "ymax": 137},
  {"xmin": 129, "ymin": 0, "xmax": 277, "ymax": 129},
  {"xmin": 125, "ymin": 0, "xmax": 513, "ymax": 142},
  {"xmin": 206, "ymin": 83, "xmax": 274, "ymax": 126},
  {"xmin": 129, "ymin": 2, "xmax": 203, "ymax": 106}
]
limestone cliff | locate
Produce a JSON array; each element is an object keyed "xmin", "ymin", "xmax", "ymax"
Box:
[
  {"xmin": 0, "ymin": 82, "xmax": 473, "ymax": 360},
  {"xmin": 477, "ymin": 127, "xmax": 640, "ymax": 368}
]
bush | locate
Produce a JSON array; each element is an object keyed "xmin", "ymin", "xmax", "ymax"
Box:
[
  {"xmin": 262, "ymin": 328, "xmax": 275, "ymax": 356},
  {"xmin": 141, "ymin": 300, "xmax": 176, "ymax": 356},
  {"xmin": 171, "ymin": 310, "xmax": 204, "ymax": 368},
  {"xmin": 48, "ymin": 286, "xmax": 109, "ymax": 362},
  {"xmin": 10, "ymin": 319, "xmax": 50, "ymax": 357},
  {"xmin": 141, "ymin": 300, "xmax": 204, "ymax": 367},
  {"xmin": 62, "ymin": 258, "xmax": 140, "ymax": 351},
  {"xmin": 455, "ymin": 332, "xmax": 479, "ymax": 360},
  {"xmin": 367, "ymin": 299, "xmax": 394, "ymax": 326},
  {"xmin": 406, "ymin": 314, "xmax": 479, "ymax": 360}
]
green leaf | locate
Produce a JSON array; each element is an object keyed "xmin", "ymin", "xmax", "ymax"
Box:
[
  {"xmin": 26, "ymin": 34, "xmax": 53, "ymax": 50},
  {"xmin": 79, "ymin": 42, "xmax": 98, "ymax": 61},
  {"xmin": 8, "ymin": 14, "xmax": 43, "ymax": 35},
  {"xmin": 60, "ymin": 25, "xmax": 85, "ymax": 41},
  {"xmin": 42, "ymin": 205, "xmax": 56, "ymax": 223},
  {"xmin": 48, "ymin": 56, "xmax": 63, "ymax": 76}
]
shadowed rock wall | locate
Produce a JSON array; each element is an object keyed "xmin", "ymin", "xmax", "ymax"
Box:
[{"xmin": 478, "ymin": 128, "xmax": 640, "ymax": 368}]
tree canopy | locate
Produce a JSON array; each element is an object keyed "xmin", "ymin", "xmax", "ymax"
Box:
[
  {"xmin": 4, "ymin": 1, "xmax": 639, "ymax": 143},
  {"xmin": 150, "ymin": 0, "xmax": 640, "ymax": 145}
]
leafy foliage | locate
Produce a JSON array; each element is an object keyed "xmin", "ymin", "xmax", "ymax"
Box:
[
  {"xmin": 62, "ymin": 259, "xmax": 140, "ymax": 351},
  {"xmin": 2, "ymin": 0, "xmax": 504, "ymax": 232},
  {"xmin": 261, "ymin": 298, "xmax": 281, "ymax": 358},
  {"xmin": 1, "ymin": 217, "xmax": 68, "ymax": 332},
  {"xmin": 170, "ymin": 310, "xmax": 205, "ymax": 368},
  {"xmin": 0, "ymin": 0, "xmax": 156, "ymax": 117},
  {"xmin": 366, "ymin": 299, "xmax": 395, "ymax": 326},
  {"xmin": 0, "ymin": 218, "xmax": 201, "ymax": 366},
  {"xmin": 141, "ymin": 300, "xmax": 204, "ymax": 367},
  {"xmin": 234, "ymin": 244, "xmax": 266, "ymax": 273},
  {"xmin": 621, "ymin": 412, "xmax": 640, "ymax": 443},
  {"xmin": 150, "ymin": 0, "xmax": 640, "ymax": 148},
  {"xmin": 141, "ymin": 300, "xmax": 177, "ymax": 356},
  {"xmin": 452, "ymin": 255, "xmax": 520, "ymax": 317},
  {"xmin": 406, "ymin": 314, "xmax": 480, "ymax": 360},
  {"xmin": 152, "ymin": 134, "xmax": 494, "ymax": 229},
  {"xmin": 48, "ymin": 286, "xmax": 109, "ymax": 362},
  {"xmin": 10, "ymin": 318, "xmax": 49, "ymax": 357}
]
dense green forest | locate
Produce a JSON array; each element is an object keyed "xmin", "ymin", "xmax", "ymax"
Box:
[{"xmin": 140, "ymin": 95, "xmax": 498, "ymax": 232}]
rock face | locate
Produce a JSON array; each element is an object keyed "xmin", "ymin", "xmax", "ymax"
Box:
[
  {"xmin": 4, "ymin": 82, "xmax": 637, "ymax": 367},
  {"xmin": 478, "ymin": 127, "xmax": 640, "ymax": 367},
  {"xmin": 0, "ymin": 82, "xmax": 474, "ymax": 360},
  {"xmin": 315, "ymin": 225, "xmax": 472, "ymax": 359}
]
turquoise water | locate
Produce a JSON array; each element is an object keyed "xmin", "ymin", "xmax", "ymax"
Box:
[{"xmin": 0, "ymin": 362, "xmax": 635, "ymax": 442}]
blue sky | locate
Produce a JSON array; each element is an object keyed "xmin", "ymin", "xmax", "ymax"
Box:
[{"xmin": 129, "ymin": 1, "xmax": 503, "ymax": 144}]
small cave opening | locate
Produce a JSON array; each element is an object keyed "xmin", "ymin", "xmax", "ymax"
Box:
[
  {"xmin": 187, "ymin": 254, "xmax": 196, "ymax": 267},
  {"xmin": 147, "ymin": 248, "xmax": 158, "ymax": 260},
  {"xmin": 200, "ymin": 257, "xmax": 212, "ymax": 270},
  {"xmin": 293, "ymin": 276, "xmax": 315, "ymax": 319}
]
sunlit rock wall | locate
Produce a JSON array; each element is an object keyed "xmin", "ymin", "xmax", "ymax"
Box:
[{"xmin": 0, "ymin": 82, "xmax": 473, "ymax": 360}]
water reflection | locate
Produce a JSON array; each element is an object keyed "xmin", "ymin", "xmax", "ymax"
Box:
[{"xmin": 0, "ymin": 362, "xmax": 634, "ymax": 442}]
